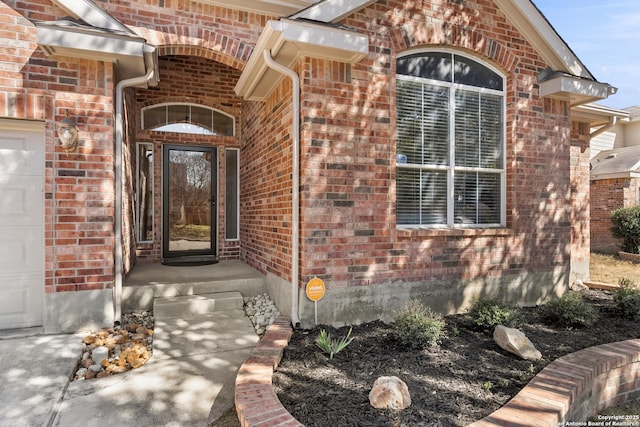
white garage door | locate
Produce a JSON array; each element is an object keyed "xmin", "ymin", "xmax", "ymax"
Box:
[{"xmin": 0, "ymin": 121, "xmax": 45, "ymax": 329}]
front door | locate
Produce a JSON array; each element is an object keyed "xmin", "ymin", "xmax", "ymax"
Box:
[{"xmin": 162, "ymin": 145, "xmax": 217, "ymax": 265}]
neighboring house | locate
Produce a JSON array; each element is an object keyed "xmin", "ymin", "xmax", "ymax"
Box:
[
  {"xmin": 587, "ymin": 106, "xmax": 639, "ymax": 253},
  {"xmin": 0, "ymin": 0, "xmax": 620, "ymax": 332}
]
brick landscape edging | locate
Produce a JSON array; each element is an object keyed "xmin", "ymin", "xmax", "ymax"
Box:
[
  {"xmin": 236, "ymin": 321, "xmax": 640, "ymax": 427},
  {"xmin": 469, "ymin": 339, "xmax": 640, "ymax": 426},
  {"xmin": 234, "ymin": 315, "xmax": 301, "ymax": 427}
]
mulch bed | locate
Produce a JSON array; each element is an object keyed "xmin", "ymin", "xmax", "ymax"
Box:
[{"xmin": 272, "ymin": 290, "xmax": 640, "ymax": 427}]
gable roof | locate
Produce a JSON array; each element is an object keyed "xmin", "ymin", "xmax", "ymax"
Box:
[
  {"xmin": 591, "ymin": 146, "xmax": 640, "ymax": 180},
  {"xmin": 237, "ymin": 0, "xmax": 616, "ymax": 104},
  {"xmin": 35, "ymin": 0, "xmax": 158, "ymax": 85}
]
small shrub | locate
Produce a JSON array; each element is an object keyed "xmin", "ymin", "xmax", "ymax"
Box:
[
  {"xmin": 611, "ymin": 205, "xmax": 640, "ymax": 254},
  {"xmin": 315, "ymin": 327, "xmax": 354, "ymax": 359},
  {"xmin": 541, "ymin": 292, "xmax": 598, "ymax": 328},
  {"xmin": 393, "ymin": 300, "xmax": 445, "ymax": 349},
  {"xmin": 469, "ymin": 298, "xmax": 517, "ymax": 330},
  {"xmin": 614, "ymin": 278, "xmax": 640, "ymax": 320}
]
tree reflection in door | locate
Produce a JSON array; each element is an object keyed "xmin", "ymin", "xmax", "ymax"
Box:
[{"xmin": 168, "ymin": 149, "xmax": 212, "ymax": 252}]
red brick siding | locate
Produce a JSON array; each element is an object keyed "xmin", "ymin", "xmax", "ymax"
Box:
[
  {"xmin": 591, "ymin": 178, "xmax": 640, "ymax": 254},
  {"xmin": 2, "ymin": 1, "xmax": 116, "ymax": 294},
  {"xmin": 296, "ymin": 0, "xmax": 573, "ymax": 292},
  {"xmin": 134, "ymin": 55, "xmax": 243, "ymax": 262},
  {"xmin": 240, "ymin": 82, "xmax": 296, "ymax": 279},
  {"xmin": 2, "ymin": 0, "xmax": 589, "ymax": 321},
  {"xmin": 570, "ymin": 121, "xmax": 591, "ymax": 279}
]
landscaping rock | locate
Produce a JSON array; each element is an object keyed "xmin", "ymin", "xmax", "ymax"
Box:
[
  {"xmin": 570, "ymin": 279, "xmax": 589, "ymax": 291},
  {"xmin": 244, "ymin": 293, "xmax": 281, "ymax": 336},
  {"xmin": 369, "ymin": 376, "xmax": 411, "ymax": 410},
  {"xmin": 493, "ymin": 325, "xmax": 542, "ymax": 361}
]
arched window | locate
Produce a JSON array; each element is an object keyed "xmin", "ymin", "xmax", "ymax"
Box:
[
  {"xmin": 142, "ymin": 103, "xmax": 235, "ymax": 136},
  {"xmin": 395, "ymin": 50, "xmax": 506, "ymax": 227}
]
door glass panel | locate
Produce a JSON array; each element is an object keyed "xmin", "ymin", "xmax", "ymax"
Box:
[{"xmin": 166, "ymin": 147, "xmax": 214, "ymax": 254}]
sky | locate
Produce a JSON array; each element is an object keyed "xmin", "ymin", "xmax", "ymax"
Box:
[{"xmin": 532, "ymin": 0, "xmax": 640, "ymax": 109}]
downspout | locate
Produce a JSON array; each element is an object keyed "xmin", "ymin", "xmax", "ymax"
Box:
[
  {"xmin": 113, "ymin": 58, "xmax": 155, "ymax": 325},
  {"xmin": 262, "ymin": 49, "xmax": 301, "ymax": 326},
  {"xmin": 590, "ymin": 116, "xmax": 618, "ymax": 139}
]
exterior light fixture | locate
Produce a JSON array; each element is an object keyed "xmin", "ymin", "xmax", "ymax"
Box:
[{"xmin": 57, "ymin": 114, "xmax": 78, "ymax": 154}]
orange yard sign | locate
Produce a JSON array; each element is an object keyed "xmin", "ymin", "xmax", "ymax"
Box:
[{"xmin": 306, "ymin": 277, "xmax": 325, "ymax": 302}]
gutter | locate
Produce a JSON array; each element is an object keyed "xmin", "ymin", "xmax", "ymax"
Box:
[
  {"xmin": 113, "ymin": 47, "xmax": 157, "ymax": 325},
  {"xmin": 590, "ymin": 116, "xmax": 618, "ymax": 139},
  {"xmin": 262, "ymin": 49, "xmax": 301, "ymax": 326}
]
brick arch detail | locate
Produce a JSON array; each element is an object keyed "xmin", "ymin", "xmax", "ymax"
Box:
[
  {"xmin": 132, "ymin": 27, "xmax": 251, "ymax": 71},
  {"xmin": 390, "ymin": 22, "xmax": 518, "ymax": 73}
]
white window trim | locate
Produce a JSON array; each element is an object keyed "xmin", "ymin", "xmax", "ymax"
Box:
[
  {"xmin": 396, "ymin": 50, "xmax": 507, "ymax": 229},
  {"xmin": 141, "ymin": 102, "xmax": 236, "ymax": 136}
]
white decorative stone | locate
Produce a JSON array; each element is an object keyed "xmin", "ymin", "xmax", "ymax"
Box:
[
  {"xmin": 369, "ymin": 376, "xmax": 411, "ymax": 410},
  {"xmin": 570, "ymin": 279, "xmax": 589, "ymax": 291},
  {"xmin": 92, "ymin": 346, "xmax": 109, "ymax": 365},
  {"xmin": 493, "ymin": 325, "xmax": 542, "ymax": 361}
]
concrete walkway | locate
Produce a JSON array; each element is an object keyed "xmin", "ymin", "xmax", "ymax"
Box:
[{"xmin": 0, "ymin": 309, "xmax": 258, "ymax": 427}]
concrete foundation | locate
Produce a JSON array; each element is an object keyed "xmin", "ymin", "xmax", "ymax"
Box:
[
  {"xmin": 44, "ymin": 289, "xmax": 114, "ymax": 334},
  {"xmin": 266, "ymin": 268, "xmax": 569, "ymax": 329}
]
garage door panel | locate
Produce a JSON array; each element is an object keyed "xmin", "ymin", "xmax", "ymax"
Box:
[
  {"xmin": 0, "ymin": 227, "xmax": 43, "ymax": 275},
  {"xmin": 0, "ymin": 175, "xmax": 43, "ymax": 225},
  {"xmin": 0, "ymin": 274, "xmax": 43, "ymax": 329},
  {"xmin": 0, "ymin": 126, "xmax": 44, "ymax": 329},
  {"xmin": 0, "ymin": 133, "xmax": 45, "ymax": 175}
]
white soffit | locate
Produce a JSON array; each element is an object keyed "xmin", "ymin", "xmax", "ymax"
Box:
[
  {"xmin": 494, "ymin": 0, "xmax": 592, "ymax": 79},
  {"xmin": 235, "ymin": 18, "xmax": 368, "ymax": 100},
  {"xmin": 197, "ymin": 0, "xmax": 318, "ymax": 16},
  {"xmin": 290, "ymin": 0, "xmax": 377, "ymax": 23},
  {"xmin": 572, "ymin": 103, "xmax": 630, "ymax": 127},
  {"xmin": 53, "ymin": 0, "xmax": 135, "ymax": 34},
  {"xmin": 539, "ymin": 76, "xmax": 614, "ymax": 106}
]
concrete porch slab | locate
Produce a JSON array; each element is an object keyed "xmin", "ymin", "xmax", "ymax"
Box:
[{"xmin": 123, "ymin": 260, "xmax": 266, "ymax": 312}]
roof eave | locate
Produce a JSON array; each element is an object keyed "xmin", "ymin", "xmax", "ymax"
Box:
[
  {"xmin": 52, "ymin": 0, "xmax": 135, "ymax": 34},
  {"xmin": 36, "ymin": 22, "xmax": 158, "ymax": 84},
  {"xmin": 572, "ymin": 103, "xmax": 631, "ymax": 127},
  {"xmin": 235, "ymin": 18, "xmax": 368, "ymax": 100},
  {"xmin": 539, "ymin": 75, "xmax": 616, "ymax": 107},
  {"xmin": 289, "ymin": 0, "xmax": 377, "ymax": 23},
  {"xmin": 591, "ymin": 171, "xmax": 640, "ymax": 181}
]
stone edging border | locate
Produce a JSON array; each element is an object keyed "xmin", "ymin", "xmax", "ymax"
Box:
[
  {"xmin": 235, "ymin": 317, "xmax": 640, "ymax": 427},
  {"xmin": 234, "ymin": 315, "xmax": 301, "ymax": 427},
  {"xmin": 469, "ymin": 338, "xmax": 640, "ymax": 426}
]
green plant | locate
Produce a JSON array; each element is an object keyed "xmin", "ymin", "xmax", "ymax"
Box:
[
  {"xmin": 614, "ymin": 278, "xmax": 640, "ymax": 320},
  {"xmin": 541, "ymin": 292, "xmax": 598, "ymax": 328},
  {"xmin": 469, "ymin": 298, "xmax": 517, "ymax": 331},
  {"xmin": 482, "ymin": 381, "xmax": 494, "ymax": 392},
  {"xmin": 315, "ymin": 327, "xmax": 354, "ymax": 359},
  {"xmin": 393, "ymin": 300, "xmax": 445, "ymax": 349},
  {"xmin": 611, "ymin": 205, "xmax": 640, "ymax": 254}
]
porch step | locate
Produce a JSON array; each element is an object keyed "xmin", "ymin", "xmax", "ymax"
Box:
[{"xmin": 154, "ymin": 292, "xmax": 244, "ymax": 318}]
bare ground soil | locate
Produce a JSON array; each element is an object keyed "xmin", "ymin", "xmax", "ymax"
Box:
[
  {"xmin": 590, "ymin": 252, "xmax": 640, "ymax": 285},
  {"xmin": 214, "ymin": 254, "xmax": 640, "ymax": 427}
]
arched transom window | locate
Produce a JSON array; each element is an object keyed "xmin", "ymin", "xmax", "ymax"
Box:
[
  {"xmin": 395, "ymin": 50, "xmax": 506, "ymax": 228},
  {"xmin": 142, "ymin": 103, "xmax": 235, "ymax": 136}
]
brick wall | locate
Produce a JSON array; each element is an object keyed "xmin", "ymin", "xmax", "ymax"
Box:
[
  {"xmin": 1, "ymin": 0, "xmax": 116, "ymax": 295},
  {"xmin": 2, "ymin": 0, "xmax": 593, "ymax": 328},
  {"xmin": 240, "ymin": 82, "xmax": 296, "ymax": 279},
  {"xmin": 590, "ymin": 178, "xmax": 639, "ymax": 254},
  {"xmin": 295, "ymin": 0, "xmax": 574, "ymax": 300},
  {"xmin": 570, "ymin": 121, "xmax": 592, "ymax": 281}
]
